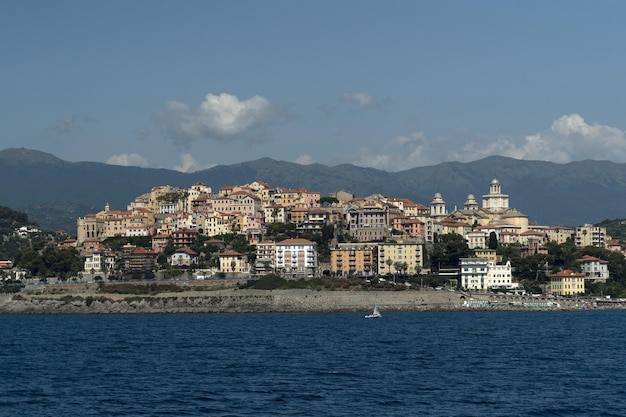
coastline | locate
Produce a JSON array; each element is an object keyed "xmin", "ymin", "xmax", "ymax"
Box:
[{"xmin": 0, "ymin": 287, "xmax": 607, "ymax": 314}]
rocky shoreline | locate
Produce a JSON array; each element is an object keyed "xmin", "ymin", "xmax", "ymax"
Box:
[{"xmin": 0, "ymin": 287, "xmax": 607, "ymax": 314}]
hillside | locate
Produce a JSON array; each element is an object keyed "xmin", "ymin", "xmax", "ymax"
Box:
[{"xmin": 1, "ymin": 148, "xmax": 625, "ymax": 231}]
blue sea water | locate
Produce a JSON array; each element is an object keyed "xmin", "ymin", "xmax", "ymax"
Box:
[{"xmin": 1, "ymin": 311, "xmax": 626, "ymax": 416}]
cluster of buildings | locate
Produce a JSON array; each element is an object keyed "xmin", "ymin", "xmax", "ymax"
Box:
[{"xmin": 70, "ymin": 178, "xmax": 618, "ymax": 294}]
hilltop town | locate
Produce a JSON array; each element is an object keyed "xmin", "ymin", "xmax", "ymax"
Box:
[{"xmin": 23, "ymin": 177, "xmax": 609, "ymax": 298}]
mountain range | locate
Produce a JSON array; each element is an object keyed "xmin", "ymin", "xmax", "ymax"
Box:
[{"xmin": 1, "ymin": 147, "xmax": 624, "ymax": 233}]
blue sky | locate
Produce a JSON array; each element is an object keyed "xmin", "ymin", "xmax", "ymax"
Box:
[{"xmin": 2, "ymin": 1, "xmax": 626, "ymax": 172}]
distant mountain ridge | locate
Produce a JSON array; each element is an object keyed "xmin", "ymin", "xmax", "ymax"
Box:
[{"xmin": 1, "ymin": 147, "xmax": 624, "ymax": 232}]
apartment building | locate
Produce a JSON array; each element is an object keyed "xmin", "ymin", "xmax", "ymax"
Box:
[
  {"xmin": 330, "ymin": 244, "xmax": 376, "ymax": 276},
  {"xmin": 377, "ymin": 242, "xmax": 423, "ymax": 276},
  {"xmin": 275, "ymin": 238, "xmax": 318, "ymax": 277},
  {"xmin": 347, "ymin": 204, "xmax": 388, "ymax": 242},
  {"xmin": 575, "ymin": 224, "xmax": 607, "ymax": 248}
]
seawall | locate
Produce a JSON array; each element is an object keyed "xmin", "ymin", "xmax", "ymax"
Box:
[{"xmin": 0, "ymin": 288, "xmax": 594, "ymax": 314}]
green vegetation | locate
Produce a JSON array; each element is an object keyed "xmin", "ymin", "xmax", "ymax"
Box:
[
  {"xmin": 17, "ymin": 246, "xmax": 82, "ymax": 280},
  {"xmin": 0, "ymin": 206, "xmax": 32, "ymax": 235},
  {"xmin": 597, "ymin": 219, "xmax": 626, "ymax": 242},
  {"xmin": 241, "ymin": 274, "xmax": 409, "ymax": 291},
  {"xmin": 103, "ymin": 236, "xmax": 152, "ymax": 251},
  {"xmin": 99, "ymin": 283, "xmax": 186, "ymax": 295},
  {"xmin": 0, "ymin": 282, "xmax": 24, "ymax": 293},
  {"xmin": 429, "ymin": 233, "xmax": 472, "ymax": 271}
]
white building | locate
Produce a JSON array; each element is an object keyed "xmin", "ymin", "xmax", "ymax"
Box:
[
  {"xmin": 576, "ymin": 255, "xmax": 609, "ymax": 282},
  {"xmin": 482, "ymin": 178, "xmax": 509, "ymax": 211},
  {"xmin": 460, "ymin": 258, "xmax": 514, "ymax": 291},
  {"xmin": 275, "ymin": 238, "xmax": 318, "ymax": 277},
  {"xmin": 83, "ymin": 252, "xmax": 115, "ymax": 276},
  {"xmin": 169, "ymin": 248, "xmax": 198, "ymax": 267}
]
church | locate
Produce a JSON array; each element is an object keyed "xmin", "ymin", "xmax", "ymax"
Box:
[{"xmin": 434, "ymin": 178, "xmax": 530, "ymax": 241}]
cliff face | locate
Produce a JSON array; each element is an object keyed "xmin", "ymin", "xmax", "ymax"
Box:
[{"xmin": 0, "ymin": 289, "xmax": 465, "ymax": 314}]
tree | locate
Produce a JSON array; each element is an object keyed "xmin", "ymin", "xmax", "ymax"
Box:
[
  {"xmin": 385, "ymin": 258, "xmax": 393, "ymax": 275},
  {"xmin": 488, "ymin": 232, "xmax": 498, "ymax": 250},
  {"xmin": 430, "ymin": 233, "xmax": 472, "ymax": 271},
  {"xmin": 401, "ymin": 262, "xmax": 409, "ymax": 279}
]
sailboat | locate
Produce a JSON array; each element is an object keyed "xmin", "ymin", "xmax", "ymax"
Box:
[{"xmin": 365, "ymin": 305, "xmax": 381, "ymax": 319}]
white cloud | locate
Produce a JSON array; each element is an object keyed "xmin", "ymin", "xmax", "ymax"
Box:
[
  {"xmin": 295, "ymin": 154, "xmax": 314, "ymax": 165},
  {"xmin": 351, "ymin": 114, "xmax": 626, "ymax": 171},
  {"xmin": 155, "ymin": 92, "xmax": 289, "ymax": 147},
  {"xmin": 340, "ymin": 91, "xmax": 378, "ymax": 109},
  {"xmin": 470, "ymin": 114, "xmax": 626, "ymax": 163},
  {"xmin": 172, "ymin": 153, "xmax": 215, "ymax": 173},
  {"xmin": 106, "ymin": 153, "xmax": 149, "ymax": 168}
]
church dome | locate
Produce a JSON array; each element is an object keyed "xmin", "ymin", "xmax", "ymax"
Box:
[{"xmin": 491, "ymin": 178, "xmax": 500, "ymax": 185}]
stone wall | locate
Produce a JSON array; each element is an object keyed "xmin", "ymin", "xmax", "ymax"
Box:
[
  {"xmin": 0, "ymin": 289, "xmax": 465, "ymax": 314},
  {"xmin": 0, "ymin": 288, "xmax": 593, "ymax": 314}
]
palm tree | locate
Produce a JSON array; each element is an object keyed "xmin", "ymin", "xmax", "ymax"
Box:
[{"xmin": 401, "ymin": 262, "xmax": 409, "ymax": 280}]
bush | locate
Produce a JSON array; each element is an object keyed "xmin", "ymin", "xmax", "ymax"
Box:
[{"xmin": 246, "ymin": 273, "xmax": 287, "ymax": 290}]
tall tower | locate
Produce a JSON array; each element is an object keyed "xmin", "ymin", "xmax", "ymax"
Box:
[
  {"xmin": 482, "ymin": 178, "xmax": 509, "ymax": 211},
  {"xmin": 430, "ymin": 192, "xmax": 447, "ymax": 217}
]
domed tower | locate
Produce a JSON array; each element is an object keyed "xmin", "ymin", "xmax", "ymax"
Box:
[
  {"xmin": 464, "ymin": 194, "xmax": 478, "ymax": 211},
  {"xmin": 482, "ymin": 178, "xmax": 509, "ymax": 211},
  {"xmin": 430, "ymin": 192, "xmax": 447, "ymax": 217}
]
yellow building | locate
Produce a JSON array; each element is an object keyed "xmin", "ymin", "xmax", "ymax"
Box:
[
  {"xmin": 549, "ymin": 270, "xmax": 585, "ymax": 296},
  {"xmin": 377, "ymin": 242, "xmax": 423, "ymax": 276},
  {"xmin": 474, "ymin": 249, "xmax": 501, "ymax": 265}
]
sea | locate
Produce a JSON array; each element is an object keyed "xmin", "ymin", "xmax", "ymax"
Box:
[{"xmin": 2, "ymin": 310, "xmax": 626, "ymax": 417}]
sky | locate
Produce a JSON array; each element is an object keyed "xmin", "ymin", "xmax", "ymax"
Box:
[{"xmin": 2, "ymin": 1, "xmax": 626, "ymax": 173}]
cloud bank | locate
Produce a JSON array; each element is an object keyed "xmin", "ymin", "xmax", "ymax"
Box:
[
  {"xmin": 155, "ymin": 93, "xmax": 288, "ymax": 147},
  {"xmin": 353, "ymin": 114, "xmax": 626, "ymax": 171},
  {"xmin": 294, "ymin": 154, "xmax": 314, "ymax": 165},
  {"xmin": 172, "ymin": 153, "xmax": 215, "ymax": 173},
  {"xmin": 106, "ymin": 153, "xmax": 149, "ymax": 168}
]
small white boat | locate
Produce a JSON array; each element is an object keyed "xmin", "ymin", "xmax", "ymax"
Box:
[{"xmin": 365, "ymin": 305, "xmax": 381, "ymax": 319}]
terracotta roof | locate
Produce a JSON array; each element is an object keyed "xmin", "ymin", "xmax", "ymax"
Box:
[
  {"xmin": 576, "ymin": 255, "xmax": 608, "ymax": 264},
  {"xmin": 174, "ymin": 247, "xmax": 198, "ymax": 256},
  {"xmin": 551, "ymin": 269, "xmax": 584, "ymax": 278},
  {"xmin": 277, "ymin": 238, "xmax": 317, "ymax": 245}
]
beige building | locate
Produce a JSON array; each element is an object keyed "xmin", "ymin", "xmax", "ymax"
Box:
[
  {"xmin": 575, "ymin": 224, "xmax": 607, "ymax": 248},
  {"xmin": 77, "ymin": 203, "xmax": 153, "ymax": 244},
  {"xmin": 218, "ymin": 250, "xmax": 249, "ymax": 274}
]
